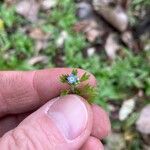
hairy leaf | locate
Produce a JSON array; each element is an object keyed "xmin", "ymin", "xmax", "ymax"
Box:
[
  {"xmin": 60, "ymin": 89, "xmax": 70, "ymax": 96},
  {"xmin": 80, "ymin": 72, "xmax": 90, "ymax": 82},
  {"xmin": 72, "ymin": 69, "xmax": 78, "ymax": 75},
  {"xmin": 60, "ymin": 74, "xmax": 68, "ymax": 83}
]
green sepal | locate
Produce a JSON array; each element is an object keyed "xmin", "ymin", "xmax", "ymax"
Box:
[
  {"xmin": 73, "ymin": 88, "xmax": 81, "ymax": 95},
  {"xmin": 60, "ymin": 74, "xmax": 68, "ymax": 83},
  {"xmin": 60, "ymin": 89, "xmax": 70, "ymax": 96},
  {"xmin": 72, "ymin": 69, "xmax": 78, "ymax": 76},
  {"xmin": 79, "ymin": 84, "xmax": 98, "ymax": 104},
  {"xmin": 80, "ymin": 72, "xmax": 90, "ymax": 82}
]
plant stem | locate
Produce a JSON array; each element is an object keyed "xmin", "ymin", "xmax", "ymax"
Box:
[{"xmin": 71, "ymin": 85, "xmax": 76, "ymax": 93}]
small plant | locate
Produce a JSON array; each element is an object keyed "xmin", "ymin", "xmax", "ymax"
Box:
[{"xmin": 60, "ymin": 69, "xmax": 97, "ymax": 103}]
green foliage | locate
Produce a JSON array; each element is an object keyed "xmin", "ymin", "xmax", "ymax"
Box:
[
  {"xmin": 0, "ymin": 4, "xmax": 23, "ymax": 28},
  {"xmin": 79, "ymin": 84, "xmax": 98, "ymax": 104},
  {"xmin": 60, "ymin": 74, "xmax": 68, "ymax": 83},
  {"xmin": 132, "ymin": 0, "xmax": 150, "ymax": 6},
  {"xmin": 50, "ymin": 0, "xmax": 76, "ymax": 30},
  {"xmin": 72, "ymin": 69, "xmax": 77, "ymax": 76},
  {"xmin": 0, "ymin": 0, "xmax": 150, "ymax": 148},
  {"xmin": 10, "ymin": 31, "xmax": 34, "ymax": 56},
  {"xmin": 0, "ymin": 0, "xmax": 149, "ymax": 105},
  {"xmin": 60, "ymin": 69, "xmax": 97, "ymax": 103},
  {"xmin": 47, "ymin": 0, "xmax": 87, "ymax": 65},
  {"xmin": 145, "ymin": 77, "xmax": 150, "ymax": 96},
  {"xmin": 95, "ymin": 50, "xmax": 150, "ymax": 107},
  {"xmin": 0, "ymin": 30, "xmax": 11, "ymax": 51},
  {"xmin": 128, "ymin": 0, "xmax": 150, "ymax": 26},
  {"xmin": 80, "ymin": 72, "xmax": 90, "ymax": 82},
  {"xmin": 60, "ymin": 89, "xmax": 70, "ymax": 96},
  {"xmin": 124, "ymin": 113, "xmax": 140, "ymax": 129},
  {"xmin": 0, "ymin": 0, "xmax": 149, "ymax": 107}
]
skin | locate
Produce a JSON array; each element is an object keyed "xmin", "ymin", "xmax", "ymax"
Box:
[{"xmin": 0, "ymin": 68, "xmax": 111, "ymax": 150}]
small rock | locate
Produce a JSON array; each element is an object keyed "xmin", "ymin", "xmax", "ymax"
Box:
[
  {"xmin": 105, "ymin": 33, "xmax": 120, "ymax": 59},
  {"xmin": 74, "ymin": 20, "xmax": 103, "ymax": 43},
  {"xmin": 74, "ymin": 20, "xmax": 88, "ymax": 32},
  {"xmin": 29, "ymin": 27, "xmax": 50, "ymax": 53},
  {"xmin": 41, "ymin": 0, "xmax": 57, "ymax": 10},
  {"xmin": 16, "ymin": 0, "xmax": 40, "ymax": 22},
  {"xmin": 119, "ymin": 97, "xmax": 136, "ymax": 121},
  {"xmin": 93, "ymin": 0, "xmax": 128, "ymax": 31},
  {"xmin": 29, "ymin": 28, "xmax": 49, "ymax": 40},
  {"xmin": 138, "ymin": 90, "xmax": 144, "ymax": 98},
  {"xmin": 84, "ymin": 20, "xmax": 101, "ymax": 41},
  {"xmin": 76, "ymin": 2, "xmax": 94, "ymax": 20},
  {"xmin": 122, "ymin": 31, "xmax": 140, "ymax": 52},
  {"xmin": 144, "ymin": 41, "xmax": 150, "ymax": 51},
  {"xmin": 105, "ymin": 133, "xmax": 126, "ymax": 150},
  {"xmin": 86, "ymin": 28, "xmax": 100, "ymax": 43},
  {"xmin": 35, "ymin": 40, "xmax": 49, "ymax": 53},
  {"xmin": 28, "ymin": 55, "xmax": 49, "ymax": 66},
  {"xmin": 56, "ymin": 31, "xmax": 69, "ymax": 47},
  {"xmin": 136, "ymin": 105, "xmax": 150, "ymax": 134},
  {"xmin": 122, "ymin": 31, "xmax": 134, "ymax": 49},
  {"xmin": 87, "ymin": 47, "xmax": 96, "ymax": 57},
  {"xmin": 143, "ymin": 144, "xmax": 150, "ymax": 150}
]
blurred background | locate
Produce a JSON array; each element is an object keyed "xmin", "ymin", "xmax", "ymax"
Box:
[{"xmin": 0, "ymin": 0, "xmax": 150, "ymax": 149}]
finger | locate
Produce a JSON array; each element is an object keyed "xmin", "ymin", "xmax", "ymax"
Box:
[
  {"xmin": 91, "ymin": 104, "xmax": 111, "ymax": 139},
  {"xmin": 80, "ymin": 136, "xmax": 104, "ymax": 150},
  {"xmin": 0, "ymin": 95, "xmax": 93, "ymax": 150},
  {"xmin": 0, "ymin": 68, "xmax": 96, "ymax": 117},
  {"xmin": 0, "ymin": 112, "xmax": 31, "ymax": 137},
  {"xmin": 0, "ymin": 104, "xmax": 110, "ymax": 140}
]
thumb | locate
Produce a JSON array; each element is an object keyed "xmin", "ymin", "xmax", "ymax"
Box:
[{"xmin": 0, "ymin": 95, "xmax": 93, "ymax": 150}]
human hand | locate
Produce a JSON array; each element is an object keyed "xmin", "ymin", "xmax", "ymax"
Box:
[{"xmin": 0, "ymin": 68, "xmax": 111, "ymax": 150}]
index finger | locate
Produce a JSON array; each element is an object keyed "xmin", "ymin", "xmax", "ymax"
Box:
[{"xmin": 0, "ymin": 68, "xmax": 96, "ymax": 117}]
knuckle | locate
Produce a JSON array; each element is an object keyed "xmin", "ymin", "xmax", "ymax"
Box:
[
  {"xmin": 0, "ymin": 117, "xmax": 64, "ymax": 150},
  {"xmin": 10, "ymin": 126, "xmax": 36, "ymax": 150},
  {"xmin": 9, "ymin": 119, "xmax": 56, "ymax": 150}
]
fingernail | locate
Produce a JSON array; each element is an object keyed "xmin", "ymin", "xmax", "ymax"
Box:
[{"xmin": 47, "ymin": 95, "xmax": 88, "ymax": 140}]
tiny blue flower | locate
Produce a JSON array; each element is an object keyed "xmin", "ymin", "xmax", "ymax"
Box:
[{"xmin": 67, "ymin": 74, "xmax": 78, "ymax": 84}]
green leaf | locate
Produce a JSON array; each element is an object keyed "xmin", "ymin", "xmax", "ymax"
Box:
[
  {"xmin": 80, "ymin": 72, "xmax": 90, "ymax": 82},
  {"xmin": 74, "ymin": 88, "xmax": 80, "ymax": 95},
  {"xmin": 60, "ymin": 74, "xmax": 68, "ymax": 83},
  {"xmin": 60, "ymin": 89, "xmax": 70, "ymax": 96},
  {"xmin": 79, "ymin": 84, "xmax": 98, "ymax": 104},
  {"xmin": 124, "ymin": 112, "xmax": 139, "ymax": 129},
  {"xmin": 72, "ymin": 69, "xmax": 78, "ymax": 75}
]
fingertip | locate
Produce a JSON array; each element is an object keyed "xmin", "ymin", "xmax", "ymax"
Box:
[
  {"xmin": 46, "ymin": 94, "xmax": 93, "ymax": 140},
  {"xmin": 80, "ymin": 136, "xmax": 104, "ymax": 150},
  {"xmin": 0, "ymin": 68, "xmax": 96, "ymax": 118},
  {"xmin": 34, "ymin": 68, "xmax": 96, "ymax": 102},
  {"xmin": 9, "ymin": 95, "xmax": 94, "ymax": 149},
  {"xmin": 91, "ymin": 104, "xmax": 111, "ymax": 139}
]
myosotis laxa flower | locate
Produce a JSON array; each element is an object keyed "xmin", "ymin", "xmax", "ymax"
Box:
[
  {"xmin": 60, "ymin": 69, "xmax": 97, "ymax": 104},
  {"xmin": 67, "ymin": 74, "xmax": 79, "ymax": 84}
]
